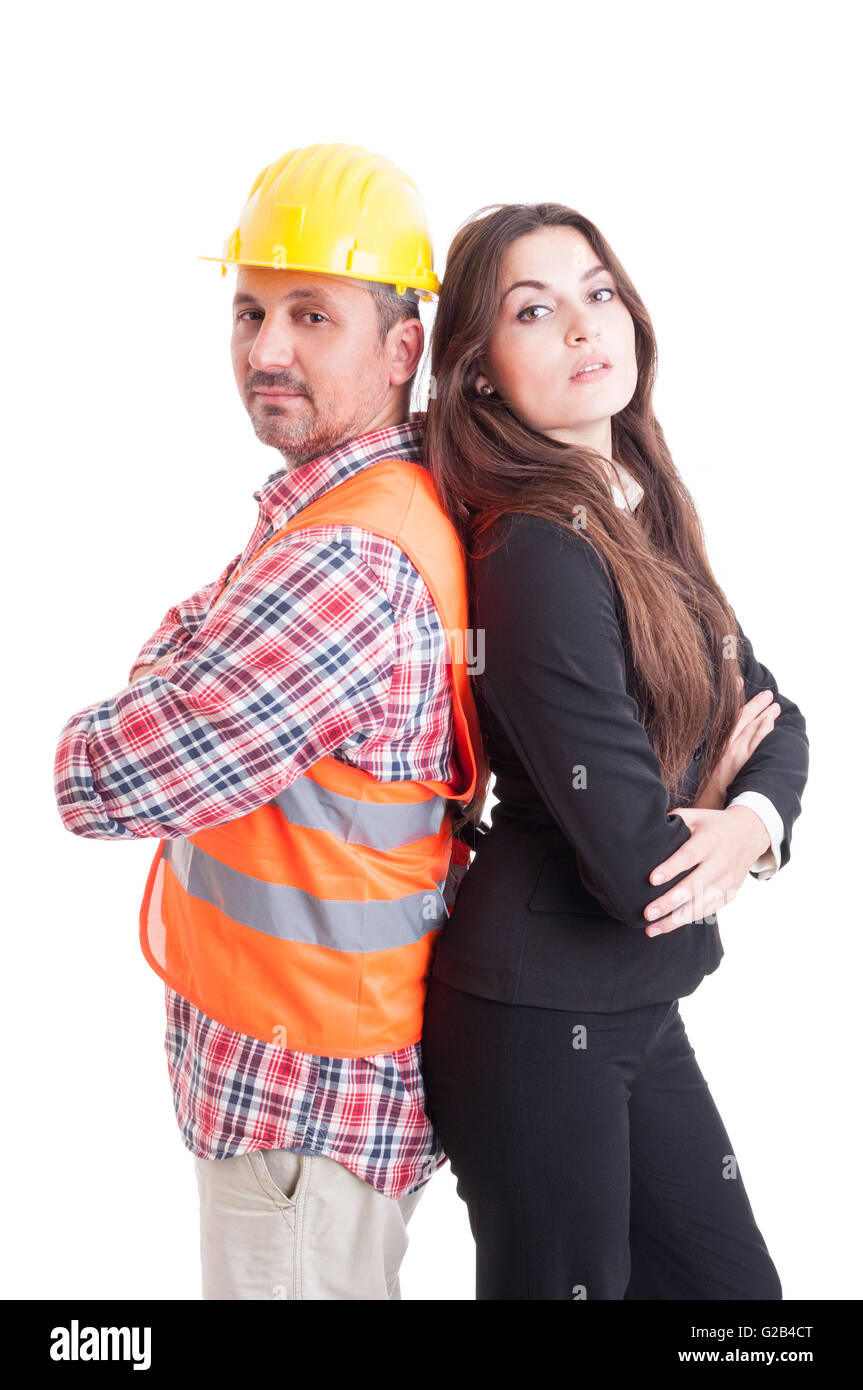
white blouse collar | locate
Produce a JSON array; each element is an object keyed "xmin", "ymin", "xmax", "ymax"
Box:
[{"xmin": 604, "ymin": 459, "xmax": 644, "ymax": 512}]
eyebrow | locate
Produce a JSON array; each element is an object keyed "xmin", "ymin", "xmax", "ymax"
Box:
[
  {"xmin": 500, "ymin": 264, "xmax": 610, "ymax": 303},
  {"xmin": 232, "ymin": 287, "xmax": 341, "ymax": 309}
]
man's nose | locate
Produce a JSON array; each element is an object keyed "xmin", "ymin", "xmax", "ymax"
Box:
[{"xmin": 247, "ymin": 317, "xmax": 298, "ymax": 372}]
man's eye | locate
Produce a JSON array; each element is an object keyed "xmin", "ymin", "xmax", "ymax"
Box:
[
  {"xmin": 516, "ymin": 304, "xmax": 552, "ymax": 322},
  {"xmin": 300, "ymin": 312, "xmax": 328, "ymax": 324},
  {"xmin": 590, "ymin": 287, "xmax": 615, "ymax": 303},
  {"xmin": 236, "ymin": 309, "xmax": 263, "ymax": 321}
]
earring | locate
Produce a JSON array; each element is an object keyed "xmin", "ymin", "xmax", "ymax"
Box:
[{"xmin": 479, "ymin": 383, "xmax": 496, "ymax": 396}]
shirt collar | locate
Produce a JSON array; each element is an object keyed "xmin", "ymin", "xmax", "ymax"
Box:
[
  {"xmin": 604, "ymin": 459, "xmax": 644, "ymax": 512},
  {"xmin": 253, "ymin": 410, "xmax": 425, "ymax": 529}
]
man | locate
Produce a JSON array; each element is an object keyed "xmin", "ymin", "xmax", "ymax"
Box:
[{"xmin": 53, "ymin": 142, "xmax": 484, "ymax": 1300}]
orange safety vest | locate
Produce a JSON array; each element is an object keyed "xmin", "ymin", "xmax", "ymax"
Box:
[{"xmin": 139, "ymin": 458, "xmax": 483, "ymax": 1058}]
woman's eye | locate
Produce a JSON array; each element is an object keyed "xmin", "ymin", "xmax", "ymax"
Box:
[
  {"xmin": 590, "ymin": 287, "xmax": 615, "ymax": 303},
  {"xmin": 516, "ymin": 304, "xmax": 552, "ymax": 322}
]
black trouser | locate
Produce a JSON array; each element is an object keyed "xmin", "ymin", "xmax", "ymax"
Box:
[{"xmin": 421, "ymin": 977, "xmax": 782, "ymax": 1301}]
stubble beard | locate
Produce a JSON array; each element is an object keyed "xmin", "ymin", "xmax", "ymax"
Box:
[{"xmin": 245, "ymin": 369, "xmax": 388, "ymax": 469}]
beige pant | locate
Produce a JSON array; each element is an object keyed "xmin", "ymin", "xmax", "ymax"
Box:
[{"xmin": 194, "ymin": 1148, "xmax": 425, "ymax": 1300}]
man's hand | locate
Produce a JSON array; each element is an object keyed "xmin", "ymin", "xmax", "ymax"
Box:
[
  {"xmin": 642, "ymin": 803, "xmax": 772, "ymax": 937},
  {"xmin": 117, "ymin": 652, "xmax": 176, "ymax": 697}
]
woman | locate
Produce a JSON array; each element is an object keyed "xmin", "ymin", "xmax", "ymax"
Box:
[{"xmin": 421, "ymin": 202, "xmax": 809, "ymax": 1300}]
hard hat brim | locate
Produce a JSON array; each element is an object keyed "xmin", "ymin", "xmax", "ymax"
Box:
[{"xmin": 198, "ymin": 254, "xmax": 439, "ymax": 301}]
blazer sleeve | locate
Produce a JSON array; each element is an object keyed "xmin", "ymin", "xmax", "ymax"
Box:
[
  {"xmin": 474, "ymin": 514, "xmax": 698, "ymax": 931},
  {"xmin": 722, "ymin": 619, "xmax": 809, "ymax": 872}
]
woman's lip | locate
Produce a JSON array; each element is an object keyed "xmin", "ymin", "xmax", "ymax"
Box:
[{"xmin": 570, "ymin": 364, "xmax": 612, "ymax": 382}]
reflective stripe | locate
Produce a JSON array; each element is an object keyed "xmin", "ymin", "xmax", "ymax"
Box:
[
  {"xmin": 273, "ymin": 776, "xmax": 446, "ymax": 849},
  {"xmin": 164, "ymin": 838, "xmax": 446, "ymax": 951}
]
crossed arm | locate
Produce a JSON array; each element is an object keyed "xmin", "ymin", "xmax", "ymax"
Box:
[
  {"xmin": 474, "ymin": 515, "xmax": 809, "ymax": 934},
  {"xmin": 53, "ymin": 536, "xmax": 398, "ymax": 840}
]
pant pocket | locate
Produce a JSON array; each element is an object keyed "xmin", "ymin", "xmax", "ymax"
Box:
[{"xmin": 248, "ymin": 1148, "xmax": 307, "ymax": 1208}]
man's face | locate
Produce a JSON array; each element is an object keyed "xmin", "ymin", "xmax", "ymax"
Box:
[{"xmin": 231, "ymin": 266, "xmax": 409, "ymax": 466}]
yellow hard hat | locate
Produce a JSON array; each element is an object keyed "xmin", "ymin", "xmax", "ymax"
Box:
[{"xmin": 200, "ymin": 142, "xmax": 439, "ymax": 300}]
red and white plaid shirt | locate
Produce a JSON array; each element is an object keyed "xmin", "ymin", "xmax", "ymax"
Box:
[{"xmin": 53, "ymin": 414, "xmax": 454, "ymax": 1197}]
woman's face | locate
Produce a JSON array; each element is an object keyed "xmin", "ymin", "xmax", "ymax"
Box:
[{"xmin": 479, "ymin": 226, "xmax": 638, "ymax": 453}]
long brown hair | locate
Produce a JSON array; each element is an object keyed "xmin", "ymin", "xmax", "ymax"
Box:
[{"xmin": 426, "ymin": 202, "xmax": 747, "ymax": 831}]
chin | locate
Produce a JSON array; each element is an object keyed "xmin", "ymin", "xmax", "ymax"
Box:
[{"xmin": 252, "ymin": 410, "xmax": 315, "ymax": 444}]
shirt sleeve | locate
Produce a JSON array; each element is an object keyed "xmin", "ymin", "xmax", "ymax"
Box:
[
  {"xmin": 474, "ymin": 515, "xmax": 700, "ymax": 932},
  {"xmin": 54, "ymin": 534, "xmax": 396, "ymax": 840},
  {"xmin": 727, "ymin": 790, "xmax": 783, "ymax": 879},
  {"xmin": 723, "ymin": 619, "xmax": 809, "ymax": 874},
  {"xmin": 126, "ymin": 552, "xmax": 243, "ymax": 681}
]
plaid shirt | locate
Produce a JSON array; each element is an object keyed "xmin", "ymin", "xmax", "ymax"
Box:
[{"xmin": 53, "ymin": 414, "xmax": 453, "ymax": 1197}]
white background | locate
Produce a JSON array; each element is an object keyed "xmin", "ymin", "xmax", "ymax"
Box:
[{"xmin": 3, "ymin": 0, "xmax": 858, "ymax": 1300}]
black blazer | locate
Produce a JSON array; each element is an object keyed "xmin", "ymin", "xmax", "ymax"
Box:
[{"xmin": 432, "ymin": 514, "xmax": 810, "ymax": 1012}]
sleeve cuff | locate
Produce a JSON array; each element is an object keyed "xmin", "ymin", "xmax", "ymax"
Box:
[
  {"xmin": 727, "ymin": 790, "xmax": 784, "ymax": 880},
  {"xmin": 127, "ymin": 633, "xmax": 188, "ymax": 685}
]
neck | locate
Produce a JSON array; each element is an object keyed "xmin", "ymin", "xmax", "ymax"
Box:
[{"xmin": 543, "ymin": 418, "xmax": 613, "ymax": 459}]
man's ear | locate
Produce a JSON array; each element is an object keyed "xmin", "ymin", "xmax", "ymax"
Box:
[{"xmin": 388, "ymin": 317, "xmax": 424, "ymax": 388}]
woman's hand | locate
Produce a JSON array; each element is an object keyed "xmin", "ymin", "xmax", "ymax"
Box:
[
  {"xmin": 642, "ymin": 803, "xmax": 772, "ymax": 937},
  {"xmin": 693, "ymin": 677, "xmax": 781, "ymax": 810}
]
